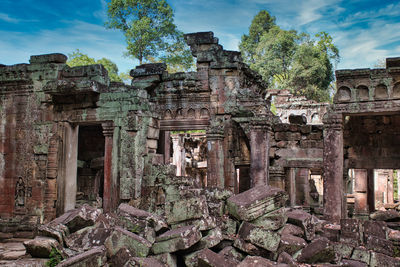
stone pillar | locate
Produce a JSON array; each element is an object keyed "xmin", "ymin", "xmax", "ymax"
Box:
[
  {"xmin": 288, "ymin": 168, "xmax": 296, "ymax": 207},
  {"xmin": 296, "ymin": 168, "xmax": 311, "ymax": 207},
  {"xmin": 354, "ymin": 169, "xmax": 368, "ymax": 215},
  {"xmin": 367, "ymin": 169, "xmax": 375, "ymax": 212},
  {"xmin": 269, "ymin": 166, "xmax": 285, "ymax": 190},
  {"xmin": 323, "ymin": 113, "xmax": 344, "ymax": 222},
  {"xmin": 388, "ymin": 170, "xmax": 394, "ymax": 204},
  {"xmin": 172, "ymin": 134, "xmax": 185, "ymax": 176},
  {"xmin": 163, "ymin": 131, "xmax": 171, "ymax": 164},
  {"xmin": 102, "ymin": 122, "xmax": 114, "ymax": 213},
  {"xmin": 249, "ymin": 120, "xmax": 271, "ymax": 187},
  {"xmin": 206, "ymin": 131, "xmax": 225, "ymax": 188},
  {"xmin": 64, "ymin": 124, "xmax": 78, "ymax": 212}
]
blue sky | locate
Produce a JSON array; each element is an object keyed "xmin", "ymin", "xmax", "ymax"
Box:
[{"xmin": 1, "ymin": 0, "xmax": 400, "ymax": 75}]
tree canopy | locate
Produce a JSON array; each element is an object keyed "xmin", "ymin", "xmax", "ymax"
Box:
[
  {"xmin": 239, "ymin": 10, "xmax": 340, "ymax": 102},
  {"xmin": 67, "ymin": 49, "xmax": 127, "ymax": 83},
  {"xmin": 105, "ymin": 0, "xmax": 193, "ymax": 72}
]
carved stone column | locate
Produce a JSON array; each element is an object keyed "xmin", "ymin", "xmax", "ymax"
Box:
[
  {"xmin": 172, "ymin": 134, "xmax": 185, "ymax": 176},
  {"xmin": 206, "ymin": 130, "xmax": 225, "ymax": 188},
  {"xmin": 249, "ymin": 119, "xmax": 271, "ymax": 187},
  {"xmin": 269, "ymin": 166, "xmax": 285, "ymax": 190},
  {"xmin": 102, "ymin": 122, "xmax": 114, "ymax": 213},
  {"xmin": 323, "ymin": 113, "xmax": 344, "ymax": 222}
]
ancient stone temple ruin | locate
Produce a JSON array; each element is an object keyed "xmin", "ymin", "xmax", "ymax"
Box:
[{"xmin": 1, "ymin": 32, "xmax": 400, "ymax": 266}]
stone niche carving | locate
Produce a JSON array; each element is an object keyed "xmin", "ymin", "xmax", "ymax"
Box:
[
  {"xmin": 356, "ymin": 85, "xmax": 369, "ymax": 101},
  {"xmin": 374, "ymin": 84, "xmax": 388, "ymax": 100},
  {"xmin": 337, "ymin": 86, "xmax": 351, "ymax": 102},
  {"xmin": 393, "ymin": 83, "xmax": 400, "ymax": 99}
]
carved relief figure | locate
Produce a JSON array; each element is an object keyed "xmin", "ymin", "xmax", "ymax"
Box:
[{"xmin": 15, "ymin": 176, "xmax": 25, "ymax": 207}]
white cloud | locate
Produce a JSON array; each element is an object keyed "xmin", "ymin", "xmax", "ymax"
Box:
[{"xmin": 0, "ymin": 13, "xmax": 19, "ymax": 23}]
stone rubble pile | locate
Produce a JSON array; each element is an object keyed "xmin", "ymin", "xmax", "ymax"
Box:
[{"xmin": 19, "ymin": 171, "xmax": 400, "ymax": 266}]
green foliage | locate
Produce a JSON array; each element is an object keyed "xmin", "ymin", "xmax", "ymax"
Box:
[
  {"xmin": 239, "ymin": 10, "xmax": 276, "ymax": 64},
  {"xmin": 240, "ymin": 10, "xmax": 340, "ymax": 102},
  {"xmin": 46, "ymin": 248, "xmax": 64, "ymax": 267},
  {"xmin": 67, "ymin": 49, "xmax": 125, "ymax": 82},
  {"xmin": 105, "ymin": 0, "xmax": 194, "ymax": 71}
]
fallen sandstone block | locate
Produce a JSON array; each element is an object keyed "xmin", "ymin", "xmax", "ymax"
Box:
[
  {"xmin": 286, "ymin": 209, "xmax": 315, "ymax": 241},
  {"xmin": 152, "ymin": 225, "xmax": 201, "ymax": 254},
  {"xmin": 281, "ymin": 223, "xmax": 304, "ymax": 238},
  {"xmin": 218, "ymin": 245, "xmax": 245, "ymax": 263},
  {"xmin": 104, "ymin": 226, "xmax": 152, "ymax": 257},
  {"xmin": 238, "ymin": 221, "xmax": 281, "ymax": 252},
  {"xmin": 23, "ymin": 236, "xmax": 61, "ymax": 258},
  {"xmin": 197, "ymin": 248, "xmax": 237, "ymax": 267},
  {"xmin": 277, "ymin": 234, "xmax": 307, "ymax": 256},
  {"xmin": 165, "ymin": 196, "xmax": 209, "ymax": 224},
  {"xmin": 297, "ymin": 238, "xmax": 336, "ymax": 264},
  {"xmin": 53, "ymin": 204, "xmax": 102, "ymax": 233},
  {"xmin": 58, "ymin": 246, "xmax": 107, "ymax": 267},
  {"xmin": 250, "ymin": 207, "xmax": 287, "ymax": 231},
  {"xmin": 351, "ymin": 247, "xmax": 371, "ymax": 265},
  {"xmin": 277, "ymin": 251, "xmax": 297, "ymax": 267},
  {"xmin": 118, "ymin": 203, "xmax": 168, "ymax": 233},
  {"xmin": 65, "ymin": 225, "xmax": 111, "ymax": 251},
  {"xmin": 369, "ymin": 251, "xmax": 400, "ymax": 267},
  {"xmin": 227, "ymin": 186, "xmax": 288, "ymax": 221},
  {"xmin": 233, "ymin": 238, "xmax": 270, "ymax": 257},
  {"xmin": 237, "ymin": 255, "xmax": 278, "ymax": 267}
]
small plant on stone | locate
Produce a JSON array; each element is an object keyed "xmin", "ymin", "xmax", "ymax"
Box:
[{"xmin": 46, "ymin": 247, "xmax": 64, "ymax": 267}]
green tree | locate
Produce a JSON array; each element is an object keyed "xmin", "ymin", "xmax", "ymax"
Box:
[
  {"xmin": 241, "ymin": 11, "xmax": 339, "ymax": 102},
  {"xmin": 67, "ymin": 49, "xmax": 124, "ymax": 82},
  {"xmin": 251, "ymin": 26, "xmax": 298, "ymax": 88},
  {"xmin": 105, "ymin": 0, "xmax": 193, "ymax": 71},
  {"xmin": 239, "ymin": 10, "xmax": 276, "ymax": 64}
]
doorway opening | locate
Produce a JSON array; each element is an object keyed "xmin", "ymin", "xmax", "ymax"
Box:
[{"xmin": 76, "ymin": 125, "xmax": 105, "ymax": 208}]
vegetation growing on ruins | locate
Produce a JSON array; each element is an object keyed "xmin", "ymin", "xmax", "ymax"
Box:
[
  {"xmin": 66, "ymin": 49, "xmax": 130, "ymax": 82},
  {"xmin": 240, "ymin": 10, "xmax": 340, "ymax": 102},
  {"xmin": 105, "ymin": 0, "xmax": 194, "ymax": 72}
]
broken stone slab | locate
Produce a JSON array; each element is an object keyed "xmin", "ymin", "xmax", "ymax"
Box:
[
  {"xmin": 0, "ymin": 259, "xmax": 48, "ymax": 267},
  {"xmin": 227, "ymin": 186, "xmax": 288, "ymax": 221},
  {"xmin": 370, "ymin": 210, "xmax": 400, "ymax": 222},
  {"xmin": 152, "ymin": 225, "xmax": 201, "ymax": 254},
  {"xmin": 38, "ymin": 223, "xmax": 69, "ymax": 245},
  {"xmin": 341, "ymin": 259, "xmax": 368, "ymax": 267},
  {"xmin": 0, "ymin": 241, "xmax": 26, "ymax": 260},
  {"xmin": 152, "ymin": 253, "xmax": 178, "ymax": 267},
  {"xmin": 321, "ymin": 223, "xmax": 340, "ymax": 242},
  {"xmin": 370, "ymin": 251, "xmax": 400, "ymax": 267},
  {"xmin": 363, "ymin": 220, "xmax": 387, "ymax": 241},
  {"xmin": 165, "ymin": 195, "xmax": 209, "ymax": 224},
  {"xmin": 281, "ymin": 223, "xmax": 304, "ymax": 238},
  {"xmin": 389, "ymin": 229, "xmax": 400, "ymax": 242},
  {"xmin": 58, "ymin": 246, "xmax": 107, "ymax": 267},
  {"xmin": 286, "ymin": 209, "xmax": 315, "ymax": 241},
  {"xmin": 184, "ymin": 250, "xmax": 203, "ymax": 267},
  {"xmin": 297, "ymin": 238, "xmax": 336, "ymax": 264},
  {"xmin": 218, "ymin": 246, "xmax": 245, "ymax": 263},
  {"xmin": 127, "ymin": 257, "xmax": 165, "ymax": 267},
  {"xmin": 65, "ymin": 225, "xmax": 112, "ymax": 251},
  {"xmin": 237, "ymin": 256, "xmax": 285, "ymax": 267},
  {"xmin": 250, "ymin": 207, "xmax": 287, "ymax": 231},
  {"xmin": 350, "ymin": 247, "xmax": 371, "ymax": 265},
  {"xmin": 340, "ymin": 219, "xmax": 363, "ymax": 246},
  {"xmin": 197, "ymin": 248, "xmax": 238, "ymax": 267},
  {"xmin": 277, "ymin": 252, "xmax": 297, "ymax": 267},
  {"xmin": 108, "ymin": 247, "xmax": 133, "ymax": 267},
  {"xmin": 365, "ymin": 235, "xmax": 393, "ymax": 256},
  {"xmin": 23, "ymin": 236, "xmax": 60, "ymax": 258},
  {"xmin": 277, "ymin": 234, "xmax": 307, "ymax": 256},
  {"xmin": 118, "ymin": 203, "xmax": 168, "ymax": 233},
  {"xmin": 238, "ymin": 221, "xmax": 281, "ymax": 252},
  {"xmin": 104, "ymin": 226, "xmax": 152, "ymax": 258},
  {"xmin": 333, "ymin": 242, "xmax": 354, "ymax": 259},
  {"xmin": 233, "ymin": 238, "xmax": 270, "ymax": 257},
  {"xmin": 187, "ymin": 227, "xmax": 223, "ymax": 252},
  {"xmin": 170, "ymin": 214, "xmax": 216, "ymax": 231},
  {"xmin": 49, "ymin": 204, "xmax": 102, "ymax": 233}
]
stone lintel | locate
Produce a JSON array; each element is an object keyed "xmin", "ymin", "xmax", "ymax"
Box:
[{"xmin": 30, "ymin": 53, "xmax": 67, "ymax": 64}]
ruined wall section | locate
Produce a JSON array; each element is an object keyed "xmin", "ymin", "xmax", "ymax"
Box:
[
  {"xmin": 269, "ymin": 121, "xmax": 324, "ymax": 189},
  {"xmin": 0, "ymin": 54, "xmax": 66, "ymax": 230}
]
